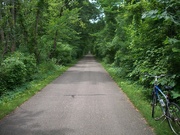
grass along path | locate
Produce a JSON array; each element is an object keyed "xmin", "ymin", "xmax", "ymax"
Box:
[
  {"xmin": 0, "ymin": 60, "xmax": 176, "ymax": 135},
  {"xmin": 102, "ymin": 62, "xmax": 175, "ymax": 135},
  {"xmin": 0, "ymin": 65, "xmax": 69, "ymax": 120}
]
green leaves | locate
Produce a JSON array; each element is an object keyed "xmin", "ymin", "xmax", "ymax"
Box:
[
  {"xmin": 171, "ymin": 91, "xmax": 180, "ymax": 99},
  {"xmin": 0, "ymin": 52, "xmax": 36, "ymax": 94},
  {"xmin": 164, "ymin": 37, "xmax": 179, "ymax": 45},
  {"xmin": 142, "ymin": 10, "xmax": 158, "ymax": 19},
  {"xmin": 163, "ymin": 37, "xmax": 180, "ymax": 52},
  {"xmin": 92, "ymin": 0, "xmax": 180, "ymax": 96},
  {"xmin": 0, "ymin": 0, "xmax": 102, "ymax": 97}
]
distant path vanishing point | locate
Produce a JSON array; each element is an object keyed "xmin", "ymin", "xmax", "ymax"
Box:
[{"xmin": 0, "ymin": 54, "xmax": 155, "ymax": 135}]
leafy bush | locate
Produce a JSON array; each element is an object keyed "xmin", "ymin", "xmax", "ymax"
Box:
[
  {"xmin": 37, "ymin": 59, "xmax": 60, "ymax": 74},
  {"xmin": 20, "ymin": 54, "xmax": 37, "ymax": 80},
  {"xmin": 0, "ymin": 52, "xmax": 37, "ymax": 94},
  {"xmin": 51, "ymin": 43, "xmax": 74, "ymax": 65},
  {"xmin": 0, "ymin": 56, "xmax": 26, "ymax": 89},
  {"xmin": 32, "ymin": 58, "xmax": 65, "ymax": 81}
]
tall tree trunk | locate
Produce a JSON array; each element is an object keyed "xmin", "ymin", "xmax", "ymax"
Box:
[
  {"xmin": 0, "ymin": 2, "xmax": 7, "ymax": 58},
  {"xmin": 33, "ymin": 0, "xmax": 44, "ymax": 63},
  {"xmin": 34, "ymin": 8, "xmax": 40, "ymax": 63},
  {"xmin": 0, "ymin": 6, "xmax": 4, "ymax": 44},
  {"xmin": 10, "ymin": 0, "xmax": 16, "ymax": 52},
  {"xmin": 1, "ymin": 28, "xmax": 6, "ymax": 59}
]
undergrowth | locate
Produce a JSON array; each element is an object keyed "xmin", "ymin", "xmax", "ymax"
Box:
[
  {"xmin": 0, "ymin": 64, "xmax": 70, "ymax": 120},
  {"xmin": 102, "ymin": 62, "xmax": 175, "ymax": 135}
]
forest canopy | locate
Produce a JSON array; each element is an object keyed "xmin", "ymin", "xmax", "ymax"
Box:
[
  {"xmin": 0, "ymin": 0, "xmax": 180, "ymax": 98},
  {"xmin": 0, "ymin": 0, "xmax": 101, "ymax": 95},
  {"xmin": 91, "ymin": 0, "xmax": 180, "ymax": 97}
]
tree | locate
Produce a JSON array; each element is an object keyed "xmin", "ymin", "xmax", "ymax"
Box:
[
  {"xmin": 0, "ymin": 0, "xmax": 101, "ymax": 95},
  {"xmin": 93, "ymin": 0, "xmax": 180, "ymax": 94}
]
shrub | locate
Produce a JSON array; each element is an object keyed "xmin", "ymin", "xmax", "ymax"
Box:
[
  {"xmin": 51, "ymin": 43, "xmax": 74, "ymax": 65},
  {"xmin": 20, "ymin": 54, "xmax": 37, "ymax": 80},
  {"xmin": 0, "ymin": 52, "xmax": 37, "ymax": 92},
  {"xmin": 1, "ymin": 56, "xmax": 26, "ymax": 89}
]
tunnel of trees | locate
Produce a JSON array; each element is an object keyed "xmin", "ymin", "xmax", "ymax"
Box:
[{"xmin": 0, "ymin": 0, "xmax": 180, "ymax": 99}]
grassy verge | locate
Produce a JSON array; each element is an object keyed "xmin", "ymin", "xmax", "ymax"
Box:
[
  {"xmin": 0, "ymin": 65, "xmax": 70, "ymax": 120},
  {"xmin": 102, "ymin": 63, "xmax": 174, "ymax": 135}
]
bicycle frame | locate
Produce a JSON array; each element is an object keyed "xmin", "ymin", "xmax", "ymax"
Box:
[
  {"xmin": 154, "ymin": 85, "xmax": 170, "ymax": 114},
  {"xmin": 153, "ymin": 75, "xmax": 169, "ymax": 105},
  {"xmin": 154, "ymin": 85, "xmax": 167, "ymax": 101}
]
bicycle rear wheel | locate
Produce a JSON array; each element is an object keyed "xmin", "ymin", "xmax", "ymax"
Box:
[
  {"xmin": 167, "ymin": 102, "xmax": 180, "ymax": 135},
  {"xmin": 152, "ymin": 92, "xmax": 165, "ymax": 120}
]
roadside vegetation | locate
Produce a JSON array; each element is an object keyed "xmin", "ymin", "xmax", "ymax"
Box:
[
  {"xmin": 0, "ymin": 0, "xmax": 99, "ymax": 97},
  {"xmin": 0, "ymin": 61, "xmax": 70, "ymax": 119},
  {"xmin": 102, "ymin": 62, "xmax": 175, "ymax": 135},
  {"xmin": 92, "ymin": 0, "xmax": 180, "ymax": 102},
  {"xmin": 0, "ymin": 0, "xmax": 100, "ymax": 119}
]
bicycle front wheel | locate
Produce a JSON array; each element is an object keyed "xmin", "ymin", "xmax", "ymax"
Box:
[
  {"xmin": 167, "ymin": 102, "xmax": 180, "ymax": 135},
  {"xmin": 152, "ymin": 92, "xmax": 165, "ymax": 120}
]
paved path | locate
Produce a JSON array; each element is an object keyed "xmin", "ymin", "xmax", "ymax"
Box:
[{"xmin": 0, "ymin": 55, "xmax": 155, "ymax": 135}]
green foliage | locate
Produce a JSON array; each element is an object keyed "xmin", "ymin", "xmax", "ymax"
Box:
[
  {"xmin": 0, "ymin": 0, "xmax": 101, "ymax": 97},
  {"xmin": 0, "ymin": 52, "xmax": 36, "ymax": 94},
  {"xmin": 103, "ymin": 62, "xmax": 175, "ymax": 135},
  {"xmin": 93, "ymin": 0, "xmax": 180, "ymax": 98},
  {"xmin": 50, "ymin": 43, "xmax": 75, "ymax": 65},
  {"xmin": 16, "ymin": 52, "xmax": 37, "ymax": 80},
  {"xmin": 0, "ymin": 64, "xmax": 68, "ymax": 120},
  {"xmin": 1, "ymin": 56, "xmax": 26, "ymax": 88}
]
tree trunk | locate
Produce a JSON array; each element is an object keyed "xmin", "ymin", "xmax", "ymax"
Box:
[
  {"xmin": 10, "ymin": 0, "xmax": 16, "ymax": 52},
  {"xmin": 0, "ymin": 6, "xmax": 4, "ymax": 44},
  {"xmin": 0, "ymin": 2, "xmax": 7, "ymax": 58},
  {"xmin": 33, "ymin": 1, "xmax": 42, "ymax": 64}
]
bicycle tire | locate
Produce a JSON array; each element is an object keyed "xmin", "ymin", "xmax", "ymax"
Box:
[
  {"xmin": 167, "ymin": 102, "xmax": 180, "ymax": 135},
  {"xmin": 152, "ymin": 92, "xmax": 165, "ymax": 120}
]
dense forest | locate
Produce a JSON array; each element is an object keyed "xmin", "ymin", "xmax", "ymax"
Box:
[
  {"xmin": 0, "ymin": 0, "xmax": 180, "ymax": 98},
  {"xmin": 91, "ymin": 0, "xmax": 180, "ymax": 98},
  {"xmin": 0, "ymin": 0, "xmax": 100, "ymax": 96}
]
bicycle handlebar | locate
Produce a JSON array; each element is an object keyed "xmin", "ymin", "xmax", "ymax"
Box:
[
  {"xmin": 144, "ymin": 73, "xmax": 166, "ymax": 77},
  {"xmin": 144, "ymin": 74, "xmax": 166, "ymax": 83}
]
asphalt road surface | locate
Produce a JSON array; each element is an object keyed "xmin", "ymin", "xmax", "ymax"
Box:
[{"xmin": 0, "ymin": 54, "xmax": 155, "ymax": 135}]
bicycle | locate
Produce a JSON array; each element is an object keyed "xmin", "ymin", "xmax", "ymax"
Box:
[{"xmin": 146, "ymin": 74, "xmax": 180, "ymax": 135}]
